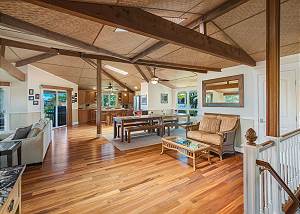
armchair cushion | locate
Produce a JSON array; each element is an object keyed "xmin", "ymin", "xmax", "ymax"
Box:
[
  {"xmin": 198, "ymin": 116, "xmax": 221, "ymax": 134},
  {"xmin": 218, "ymin": 116, "xmax": 238, "ymax": 132},
  {"xmin": 187, "ymin": 130, "xmax": 223, "ymax": 146}
]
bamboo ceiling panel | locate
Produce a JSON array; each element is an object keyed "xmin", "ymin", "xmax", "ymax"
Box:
[
  {"xmin": 5, "ymin": 47, "xmax": 21, "ymax": 63},
  {"xmin": 155, "ymin": 69, "xmax": 197, "ymax": 80},
  {"xmin": 56, "ymin": 75, "xmax": 81, "ymax": 84},
  {"xmin": 94, "ymin": 25, "xmax": 154, "ymax": 55},
  {"xmin": 0, "ymin": 0, "xmax": 103, "ymax": 44},
  {"xmin": 32, "ymin": 62, "xmax": 83, "ymax": 78},
  {"xmin": 126, "ymin": 38, "xmax": 160, "ymax": 57},
  {"xmin": 37, "ymin": 55, "xmax": 86, "ymax": 68},
  {"xmin": 213, "ymin": 0, "xmax": 266, "ymax": 30},
  {"xmin": 0, "ymin": 26, "xmax": 89, "ymax": 53},
  {"xmin": 158, "ymin": 47, "xmax": 230, "ymax": 68},
  {"xmin": 185, "ymin": 0, "xmax": 227, "ymax": 18},
  {"xmin": 146, "ymin": 43, "xmax": 182, "ymax": 59},
  {"xmin": 7, "ymin": 47, "xmax": 43, "ymax": 62}
]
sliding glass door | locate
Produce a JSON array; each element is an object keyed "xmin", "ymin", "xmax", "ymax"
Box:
[{"xmin": 43, "ymin": 90, "xmax": 67, "ymax": 128}]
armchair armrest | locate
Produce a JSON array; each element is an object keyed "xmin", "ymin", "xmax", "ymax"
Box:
[{"xmin": 0, "ymin": 132, "xmax": 14, "ymax": 141}]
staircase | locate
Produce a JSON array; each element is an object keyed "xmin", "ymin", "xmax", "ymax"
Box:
[{"xmin": 244, "ymin": 128, "xmax": 300, "ymax": 214}]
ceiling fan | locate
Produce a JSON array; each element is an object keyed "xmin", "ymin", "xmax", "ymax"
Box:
[
  {"xmin": 150, "ymin": 67, "xmax": 169, "ymax": 84},
  {"xmin": 104, "ymin": 83, "xmax": 118, "ymax": 91}
]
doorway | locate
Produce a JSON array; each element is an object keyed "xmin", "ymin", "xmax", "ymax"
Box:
[
  {"xmin": 258, "ymin": 69, "xmax": 297, "ymax": 138},
  {"xmin": 0, "ymin": 87, "xmax": 9, "ymax": 131},
  {"xmin": 43, "ymin": 90, "xmax": 67, "ymax": 128}
]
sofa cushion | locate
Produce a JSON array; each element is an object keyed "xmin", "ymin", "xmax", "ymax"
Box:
[
  {"xmin": 27, "ymin": 128, "xmax": 42, "ymax": 138},
  {"xmin": 12, "ymin": 125, "xmax": 32, "ymax": 140},
  {"xmin": 198, "ymin": 116, "xmax": 221, "ymax": 133},
  {"xmin": 218, "ymin": 116, "xmax": 238, "ymax": 132},
  {"xmin": 187, "ymin": 130, "xmax": 223, "ymax": 146}
]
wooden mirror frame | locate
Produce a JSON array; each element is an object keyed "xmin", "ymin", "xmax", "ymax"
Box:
[{"xmin": 202, "ymin": 74, "xmax": 244, "ymax": 107}]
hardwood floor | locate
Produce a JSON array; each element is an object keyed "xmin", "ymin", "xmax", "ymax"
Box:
[{"xmin": 22, "ymin": 125, "xmax": 243, "ymax": 214}]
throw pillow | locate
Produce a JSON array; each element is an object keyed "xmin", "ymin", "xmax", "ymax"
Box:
[
  {"xmin": 27, "ymin": 128, "xmax": 42, "ymax": 138},
  {"xmin": 199, "ymin": 117, "xmax": 221, "ymax": 134},
  {"xmin": 12, "ymin": 125, "xmax": 33, "ymax": 140}
]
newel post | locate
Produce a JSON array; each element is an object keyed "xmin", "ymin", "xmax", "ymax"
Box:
[{"xmin": 244, "ymin": 128, "xmax": 260, "ymax": 214}]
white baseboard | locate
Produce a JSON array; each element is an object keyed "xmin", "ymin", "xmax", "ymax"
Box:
[
  {"xmin": 72, "ymin": 122, "xmax": 79, "ymax": 126},
  {"xmin": 235, "ymin": 146, "xmax": 244, "ymax": 153}
]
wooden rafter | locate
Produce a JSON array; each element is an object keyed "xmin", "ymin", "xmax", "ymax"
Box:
[
  {"xmin": 0, "ymin": 38, "xmax": 219, "ymax": 73},
  {"xmin": 134, "ymin": 65, "xmax": 149, "ymax": 82},
  {"xmin": 199, "ymin": 0, "xmax": 249, "ymax": 23},
  {"xmin": 0, "ymin": 81, "xmax": 10, "ymax": 86},
  {"xmin": 83, "ymin": 58, "xmax": 134, "ymax": 92},
  {"xmin": 0, "ymin": 45, "xmax": 5, "ymax": 57},
  {"xmin": 23, "ymin": 0, "xmax": 256, "ymax": 66},
  {"xmin": 0, "ymin": 56, "xmax": 25, "ymax": 81},
  {"xmin": 130, "ymin": 0, "xmax": 250, "ymax": 62},
  {"xmin": 15, "ymin": 52, "xmax": 58, "ymax": 67},
  {"xmin": 0, "ymin": 13, "xmax": 127, "ymax": 60}
]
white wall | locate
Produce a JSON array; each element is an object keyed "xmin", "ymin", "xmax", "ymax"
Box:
[
  {"xmin": 5, "ymin": 65, "xmax": 78, "ymax": 129},
  {"xmin": 140, "ymin": 82, "xmax": 173, "ymax": 113},
  {"xmin": 196, "ymin": 53, "xmax": 300, "ymax": 150}
]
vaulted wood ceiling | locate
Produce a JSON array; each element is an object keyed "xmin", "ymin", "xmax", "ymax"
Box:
[{"xmin": 0, "ymin": 0, "xmax": 299, "ymax": 90}]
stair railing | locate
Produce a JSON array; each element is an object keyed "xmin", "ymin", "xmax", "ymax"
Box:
[{"xmin": 244, "ymin": 128, "xmax": 300, "ymax": 214}]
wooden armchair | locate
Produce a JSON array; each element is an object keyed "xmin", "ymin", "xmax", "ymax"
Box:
[{"xmin": 185, "ymin": 113, "xmax": 240, "ymax": 160}]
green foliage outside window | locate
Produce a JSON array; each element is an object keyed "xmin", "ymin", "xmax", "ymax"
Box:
[
  {"xmin": 189, "ymin": 91, "xmax": 198, "ymax": 109},
  {"xmin": 103, "ymin": 94, "xmax": 117, "ymax": 107},
  {"xmin": 224, "ymin": 95, "xmax": 239, "ymax": 103}
]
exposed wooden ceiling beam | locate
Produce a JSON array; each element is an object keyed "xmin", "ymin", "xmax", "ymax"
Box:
[
  {"xmin": 15, "ymin": 52, "xmax": 58, "ymax": 67},
  {"xmin": 145, "ymin": 66, "xmax": 154, "ymax": 78},
  {"xmin": 83, "ymin": 58, "xmax": 134, "ymax": 92},
  {"xmin": 211, "ymin": 21, "xmax": 243, "ymax": 49},
  {"xmin": 131, "ymin": 41, "xmax": 167, "ymax": 62},
  {"xmin": 23, "ymin": 0, "xmax": 256, "ymax": 66},
  {"xmin": 0, "ymin": 38, "xmax": 219, "ymax": 73},
  {"xmin": 0, "ymin": 81, "xmax": 10, "ymax": 86},
  {"xmin": 134, "ymin": 65, "xmax": 149, "ymax": 82},
  {"xmin": 0, "ymin": 13, "xmax": 127, "ymax": 61},
  {"xmin": 200, "ymin": 0, "xmax": 249, "ymax": 23},
  {"xmin": 0, "ymin": 56, "xmax": 25, "ymax": 81},
  {"xmin": 130, "ymin": 0, "xmax": 251, "ymax": 63}
]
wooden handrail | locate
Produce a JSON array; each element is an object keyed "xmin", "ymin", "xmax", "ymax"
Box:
[
  {"xmin": 280, "ymin": 128, "xmax": 300, "ymax": 141},
  {"xmin": 256, "ymin": 160, "xmax": 300, "ymax": 209},
  {"xmin": 258, "ymin": 140, "xmax": 274, "ymax": 152}
]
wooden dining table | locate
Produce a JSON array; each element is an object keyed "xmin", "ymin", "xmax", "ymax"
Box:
[{"xmin": 113, "ymin": 115, "xmax": 180, "ymax": 142}]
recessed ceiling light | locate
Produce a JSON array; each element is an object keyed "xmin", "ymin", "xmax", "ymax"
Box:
[
  {"xmin": 104, "ymin": 65, "xmax": 128, "ymax": 75},
  {"xmin": 115, "ymin": 28, "xmax": 128, "ymax": 32},
  {"xmin": 93, "ymin": 86, "xmax": 96, "ymax": 90},
  {"xmin": 134, "ymin": 86, "xmax": 138, "ymax": 90}
]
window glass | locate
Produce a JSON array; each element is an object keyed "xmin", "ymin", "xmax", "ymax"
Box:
[
  {"xmin": 102, "ymin": 95, "xmax": 109, "ymax": 107},
  {"xmin": 189, "ymin": 91, "xmax": 198, "ymax": 109},
  {"xmin": 109, "ymin": 94, "xmax": 117, "ymax": 107},
  {"xmin": 177, "ymin": 92, "xmax": 187, "ymax": 108}
]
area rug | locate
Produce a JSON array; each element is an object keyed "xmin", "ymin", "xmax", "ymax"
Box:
[{"xmin": 102, "ymin": 128, "xmax": 186, "ymax": 151}]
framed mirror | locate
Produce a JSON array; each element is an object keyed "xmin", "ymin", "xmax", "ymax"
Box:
[{"xmin": 202, "ymin": 74, "xmax": 244, "ymax": 107}]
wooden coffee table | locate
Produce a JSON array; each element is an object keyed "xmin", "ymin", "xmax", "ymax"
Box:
[{"xmin": 161, "ymin": 136, "xmax": 211, "ymax": 171}]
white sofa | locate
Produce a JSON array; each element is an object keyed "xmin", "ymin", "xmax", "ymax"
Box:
[{"xmin": 0, "ymin": 118, "xmax": 52, "ymax": 167}]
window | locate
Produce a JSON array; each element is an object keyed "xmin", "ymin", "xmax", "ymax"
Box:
[
  {"xmin": 177, "ymin": 92, "xmax": 187, "ymax": 108},
  {"xmin": 189, "ymin": 91, "xmax": 198, "ymax": 109},
  {"xmin": 102, "ymin": 94, "xmax": 117, "ymax": 107}
]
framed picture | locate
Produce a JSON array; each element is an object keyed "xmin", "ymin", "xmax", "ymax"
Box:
[
  {"xmin": 35, "ymin": 94, "xmax": 40, "ymax": 99},
  {"xmin": 28, "ymin": 96, "xmax": 34, "ymax": 101},
  {"xmin": 161, "ymin": 93, "xmax": 168, "ymax": 104},
  {"xmin": 33, "ymin": 100, "xmax": 39, "ymax": 105},
  {"xmin": 29, "ymin": 89, "xmax": 34, "ymax": 95}
]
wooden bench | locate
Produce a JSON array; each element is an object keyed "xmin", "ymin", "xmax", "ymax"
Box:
[
  {"xmin": 125, "ymin": 124, "xmax": 164, "ymax": 143},
  {"xmin": 116, "ymin": 121, "xmax": 150, "ymax": 138}
]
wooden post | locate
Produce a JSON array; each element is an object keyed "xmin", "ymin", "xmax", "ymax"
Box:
[
  {"xmin": 199, "ymin": 22, "xmax": 207, "ymax": 35},
  {"xmin": 0, "ymin": 45, "xmax": 5, "ymax": 57},
  {"xmin": 266, "ymin": 0, "xmax": 280, "ymax": 137},
  {"xmin": 96, "ymin": 59, "xmax": 102, "ymax": 137}
]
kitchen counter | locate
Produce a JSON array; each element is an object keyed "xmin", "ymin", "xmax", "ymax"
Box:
[
  {"xmin": 78, "ymin": 109, "xmax": 133, "ymax": 125},
  {"xmin": 0, "ymin": 165, "xmax": 25, "ymax": 212}
]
